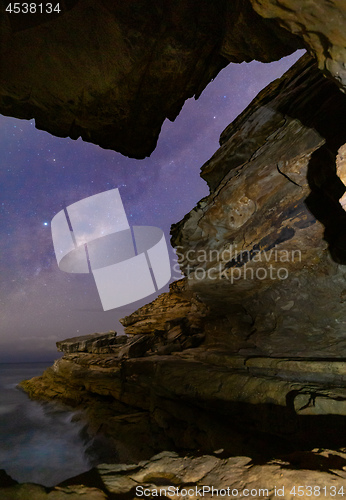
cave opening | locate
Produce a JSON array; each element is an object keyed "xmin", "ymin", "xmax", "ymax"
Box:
[{"xmin": 2, "ymin": 15, "xmax": 346, "ymax": 491}]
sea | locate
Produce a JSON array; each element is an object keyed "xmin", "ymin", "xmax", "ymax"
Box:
[{"xmin": 0, "ymin": 362, "xmax": 92, "ymax": 486}]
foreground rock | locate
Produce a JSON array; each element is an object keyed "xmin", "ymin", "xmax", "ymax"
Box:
[{"xmin": 2, "ymin": 450, "xmax": 346, "ymax": 499}]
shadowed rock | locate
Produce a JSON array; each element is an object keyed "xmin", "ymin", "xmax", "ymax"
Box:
[
  {"xmin": 0, "ymin": 0, "xmax": 302, "ymax": 157},
  {"xmin": 3, "ymin": 1, "xmax": 346, "ymax": 157}
]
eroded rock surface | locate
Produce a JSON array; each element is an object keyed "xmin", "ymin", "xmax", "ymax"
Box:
[
  {"xmin": 76, "ymin": 450, "xmax": 346, "ymax": 499},
  {"xmin": 171, "ymin": 53, "xmax": 346, "ymax": 358},
  {"xmin": 120, "ymin": 280, "xmax": 208, "ymax": 352},
  {"xmin": 250, "ymin": 0, "xmax": 346, "ymax": 88},
  {"xmin": 3, "ymin": 450, "xmax": 346, "ymax": 500}
]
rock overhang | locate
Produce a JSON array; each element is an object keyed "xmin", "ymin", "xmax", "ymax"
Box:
[{"xmin": 0, "ymin": 0, "xmax": 305, "ymax": 158}]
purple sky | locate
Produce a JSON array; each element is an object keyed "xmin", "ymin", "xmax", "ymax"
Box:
[{"xmin": 0, "ymin": 50, "xmax": 304, "ymax": 362}]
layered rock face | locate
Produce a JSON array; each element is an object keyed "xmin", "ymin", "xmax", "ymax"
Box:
[
  {"xmin": 56, "ymin": 331, "xmax": 125, "ymax": 354},
  {"xmin": 21, "ymin": 54, "xmax": 346, "ymax": 457},
  {"xmin": 172, "ymin": 53, "xmax": 346, "ymax": 358}
]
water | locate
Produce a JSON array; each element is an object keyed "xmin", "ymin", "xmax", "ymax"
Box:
[{"xmin": 0, "ymin": 362, "xmax": 91, "ymax": 486}]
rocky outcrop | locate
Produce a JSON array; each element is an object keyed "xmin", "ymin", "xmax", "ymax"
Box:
[
  {"xmin": 120, "ymin": 280, "xmax": 208, "ymax": 352},
  {"xmin": 56, "ymin": 331, "xmax": 126, "ymax": 354},
  {"xmin": 59, "ymin": 450, "xmax": 346, "ymax": 498},
  {"xmin": 19, "ymin": 341, "xmax": 346, "ymax": 453},
  {"xmin": 3, "ymin": 450, "xmax": 346, "ymax": 499},
  {"xmin": 120, "ymin": 280, "xmax": 196, "ymax": 334}
]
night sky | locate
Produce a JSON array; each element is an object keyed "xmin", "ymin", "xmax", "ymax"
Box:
[{"xmin": 0, "ymin": 51, "xmax": 303, "ymax": 362}]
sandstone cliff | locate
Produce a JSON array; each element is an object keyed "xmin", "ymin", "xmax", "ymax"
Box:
[
  {"xmin": 20, "ymin": 54, "xmax": 346, "ymax": 459},
  {"xmin": 171, "ymin": 52, "xmax": 346, "ymax": 359}
]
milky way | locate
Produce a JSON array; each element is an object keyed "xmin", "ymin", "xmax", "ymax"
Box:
[{"xmin": 0, "ymin": 51, "xmax": 304, "ymax": 361}]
